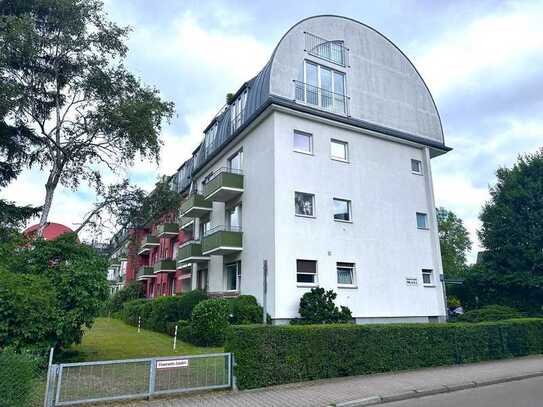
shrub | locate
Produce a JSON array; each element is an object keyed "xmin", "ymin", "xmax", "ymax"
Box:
[
  {"xmin": 295, "ymin": 287, "xmax": 352, "ymax": 324},
  {"xmin": 228, "ymin": 295, "xmax": 264, "ymax": 325},
  {"xmin": 0, "ymin": 349, "xmax": 40, "ymax": 407},
  {"xmin": 190, "ymin": 299, "xmax": 230, "ymax": 346},
  {"xmin": 225, "ymin": 318, "xmax": 543, "ymax": 389},
  {"xmin": 110, "ymin": 282, "xmax": 144, "ymax": 314},
  {"xmin": 457, "ymin": 305, "xmax": 522, "ymax": 323},
  {"xmin": 119, "ymin": 290, "xmax": 207, "ymax": 334}
]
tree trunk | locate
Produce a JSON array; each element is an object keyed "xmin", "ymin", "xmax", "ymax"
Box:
[{"xmin": 38, "ymin": 168, "xmax": 61, "ymax": 236}]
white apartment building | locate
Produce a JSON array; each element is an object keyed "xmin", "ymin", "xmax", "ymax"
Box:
[{"xmin": 170, "ymin": 15, "xmax": 450, "ymax": 324}]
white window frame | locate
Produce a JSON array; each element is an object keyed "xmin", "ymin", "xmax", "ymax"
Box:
[
  {"xmin": 303, "ymin": 61, "xmax": 347, "ymax": 113},
  {"xmin": 295, "ymin": 191, "xmax": 316, "ymax": 218},
  {"xmin": 333, "ymin": 198, "xmax": 352, "ymax": 222},
  {"xmin": 228, "ymin": 148, "xmax": 243, "ymax": 172},
  {"xmin": 416, "ymin": 212, "xmax": 429, "ymax": 230},
  {"xmin": 225, "ymin": 262, "xmax": 240, "ymax": 292},
  {"xmin": 337, "ymin": 262, "xmax": 356, "ymax": 288},
  {"xmin": 422, "ymin": 269, "xmax": 434, "ymax": 287},
  {"xmin": 296, "ymin": 259, "xmax": 318, "ymax": 286},
  {"xmin": 330, "ymin": 139, "xmax": 349, "ymax": 162},
  {"xmin": 293, "ymin": 130, "xmax": 313, "ymax": 155},
  {"xmin": 411, "ymin": 159, "xmax": 423, "ymax": 175}
]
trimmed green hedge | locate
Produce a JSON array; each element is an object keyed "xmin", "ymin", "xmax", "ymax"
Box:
[
  {"xmin": 225, "ymin": 318, "xmax": 543, "ymax": 389},
  {"xmin": 120, "ymin": 290, "xmax": 207, "ymax": 335}
]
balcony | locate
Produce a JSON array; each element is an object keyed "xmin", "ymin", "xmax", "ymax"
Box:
[
  {"xmin": 179, "ymin": 193, "xmax": 212, "ymax": 218},
  {"xmin": 179, "ymin": 216, "xmax": 194, "ymax": 231},
  {"xmin": 202, "ymin": 225, "xmax": 243, "ymax": 256},
  {"xmin": 294, "ymin": 81, "xmax": 349, "ymax": 115},
  {"xmin": 153, "ymin": 259, "xmax": 176, "ymax": 274},
  {"xmin": 177, "ymin": 240, "xmax": 209, "ymax": 267},
  {"xmin": 157, "ymin": 223, "xmax": 179, "ymax": 238},
  {"xmin": 203, "ymin": 168, "xmax": 244, "ymax": 202},
  {"xmin": 136, "ymin": 266, "xmax": 155, "ymax": 281},
  {"xmin": 138, "ymin": 235, "xmax": 160, "ymax": 255}
]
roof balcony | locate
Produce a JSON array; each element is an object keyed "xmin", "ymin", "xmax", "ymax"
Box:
[
  {"xmin": 157, "ymin": 223, "xmax": 179, "ymax": 238},
  {"xmin": 153, "ymin": 259, "xmax": 177, "ymax": 274},
  {"xmin": 180, "ymin": 193, "xmax": 212, "ymax": 218},
  {"xmin": 176, "ymin": 240, "xmax": 209, "ymax": 268},
  {"xmin": 138, "ymin": 235, "xmax": 160, "ymax": 255},
  {"xmin": 203, "ymin": 168, "xmax": 244, "ymax": 202},
  {"xmin": 136, "ymin": 266, "xmax": 155, "ymax": 281},
  {"xmin": 202, "ymin": 225, "xmax": 243, "ymax": 256}
]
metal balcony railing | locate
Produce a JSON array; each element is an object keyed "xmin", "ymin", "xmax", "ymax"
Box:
[
  {"xmin": 305, "ymin": 31, "xmax": 349, "ymax": 67},
  {"xmin": 294, "ymin": 81, "xmax": 349, "ymax": 115}
]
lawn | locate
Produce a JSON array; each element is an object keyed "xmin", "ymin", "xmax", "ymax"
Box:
[{"xmin": 61, "ymin": 317, "xmax": 223, "ymax": 362}]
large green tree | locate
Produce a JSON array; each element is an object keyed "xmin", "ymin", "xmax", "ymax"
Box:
[
  {"xmin": 0, "ymin": 0, "xmax": 174, "ymax": 233},
  {"xmin": 457, "ymin": 149, "xmax": 543, "ymax": 313},
  {"xmin": 437, "ymin": 207, "xmax": 472, "ymax": 277}
]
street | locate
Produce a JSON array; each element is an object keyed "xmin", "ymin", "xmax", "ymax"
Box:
[{"xmin": 387, "ymin": 376, "xmax": 543, "ymax": 407}]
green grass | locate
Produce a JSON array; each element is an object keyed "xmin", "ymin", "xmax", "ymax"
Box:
[{"xmin": 61, "ymin": 317, "xmax": 222, "ymax": 362}]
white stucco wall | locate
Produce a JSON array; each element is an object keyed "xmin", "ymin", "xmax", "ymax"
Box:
[
  {"xmin": 269, "ymin": 15, "xmax": 443, "ymax": 144},
  {"xmin": 272, "ymin": 110, "xmax": 446, "ymax": 321}
]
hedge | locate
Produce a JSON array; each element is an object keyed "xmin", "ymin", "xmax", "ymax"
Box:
[
  {"xmin": 120, "ymin": 290, "xmax": 207, "ymax": 335},
  {"xmin": 0, "ymin": 350, "xmax": 40, "ymax": 407},
  {"xmin": 225, "ymin": 318, "xmax": 543, "ymax": 389}
]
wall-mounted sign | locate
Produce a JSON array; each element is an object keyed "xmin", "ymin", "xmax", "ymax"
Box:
[
  {"xmin": 406, "ymin": 277, "xmax": 418, "ymax": 286},
  {"xmin": 156, "ymin": 359, "xmax": 189, "ymax": 369}
]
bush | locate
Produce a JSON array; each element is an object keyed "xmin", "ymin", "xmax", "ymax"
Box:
[
  {"xmin": 0, "ymin": 349, "xmax": 40, "ymax": 407},
  {"xmin": 109, "ymin": 282, "xmax": 144, "ymax": 314},
  {"xmin": 119, "ymin": 290, "xmax": 207, "ymax": 335},
  {"xmin": 225, "ymin": 318, "xmax": 543, "ymax": 389},
  {"xmin": 228, "ymin": 295, "xmax": 264, "ymax": 325},
  {"xmin": 457, "ymin": 305, "xmax": 522, "ymax": 323},
  {"xmin": 190, "ymin": 299, "xmax": 230, "ymax": 346},
  {"xmin": 294, "ymin": 287, "xmax": 352, "ymax": 324}
]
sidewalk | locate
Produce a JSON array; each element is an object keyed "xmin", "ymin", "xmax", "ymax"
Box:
[{"xmin": 114, "ymin": 356, "xmax": 543, "ymax": 407}]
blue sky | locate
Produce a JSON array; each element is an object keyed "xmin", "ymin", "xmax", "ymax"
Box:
[{"xmin": 4, "ymin": 0, "xmax": 543, "ymax": 260}]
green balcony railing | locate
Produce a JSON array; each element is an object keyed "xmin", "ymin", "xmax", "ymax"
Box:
[
  {"xmin": 153, "ymin": 259, "xmax": 176, "ymax": 273},
  {"xmin": 179, "ymin": 193, "xmax": 212, "ymax": 218},
  {"xmin": 202, "ymin": 226, "xmax": 243, "ymax": 255},
  {"xmin": 157, "ymin": 223, "xmax": 179, "ymax": 237},
  {"xmin": 138, "ymin": 235, "xmax": 159, "ymax": 254},
  {"xmin": 203, "ymin": 168, "xmax": 244, "ymax": 202},
  {"xmin": 177, "ymin": 240, "xmax": 208, "ymax": 266},
  {"xmin": 136, "ymin": 266, "xmax": 154, "ymax": 280}
]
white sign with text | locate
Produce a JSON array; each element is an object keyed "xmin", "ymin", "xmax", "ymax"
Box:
[{"xmin": 156, "ymin": 359, "xmax": 189, "ymax": 369}]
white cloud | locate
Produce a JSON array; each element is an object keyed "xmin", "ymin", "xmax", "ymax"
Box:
[{"xmin": 415, "ymin": 1, "xmax": 543, "ymax": 97}]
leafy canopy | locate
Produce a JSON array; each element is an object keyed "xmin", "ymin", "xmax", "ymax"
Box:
[{"xmin": 437, "ymin": 207, "xmax": 472, "ymax": 277}]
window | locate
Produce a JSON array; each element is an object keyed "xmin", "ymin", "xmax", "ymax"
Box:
[
  {"xmin": 225, "ymin": 262, "xmax": 240, "ymax": 291},
  {"xmin": 337, "ymin": 262, "xmax": 355, "ymax": 285},
  {"xmin": 197, "ymin": 269, "xmax": 208, "ymax": 291},
  {"xmin": 301, "ymin": 61, "xmax": 346, "ymax": 113},
  {"xmin": 411, "ymin": 159, "xmax": 422, "ymax": 174},
  {"xmin": 297, "ymin": 260, "xmax": 317, "ymax": 284},
  {"xmin": 333, "ymin": 198, "xmax": 351, "ymax": 222},
  {"xmin": 293, "ymin": 130, "xmax": 313, "ymax": 154},
  {"xmin": 416, "ymin": 212, "xmax": 429, "ymax": 229},
  {"xmin": 227, "ymin": 204, "xmax": 242, "ymax": 230},
  {"xmin": 228, "ymin": 149, "xmax": 243, "ymax": 172},
  {"xmin": 295, "ymin": 192, "xmax": 315, "ymax": 217},
  {"xmin": 200, "ymin": 218, "xmax": 211, "ymax": 238},
  {"xmin": 422, "ymin": 269, "xmax": 434, "ymax": 286},
  {"xmin": 331, "ymin": 139, "xmax": 348, "ymax": 161}
]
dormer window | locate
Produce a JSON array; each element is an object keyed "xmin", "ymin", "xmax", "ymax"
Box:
[
  {"xmin": 305, "ymin": 32, "xmax": 348, "ymax": 67},
  {"xmin": 231, "ymin": 89, "xmax": 248, "ymax": 132}
]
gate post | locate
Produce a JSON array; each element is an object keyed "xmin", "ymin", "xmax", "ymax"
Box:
[
  {"xmin": 43, "ymin": 348, "xmax": 55, "ymax": 407},
  {"xmin": 231, "ymin": 353, "xmax": 238, "ymax": 392},
  {"xmin": 148, "ymin": 358, "xmax": 156, "ymax": 400}
]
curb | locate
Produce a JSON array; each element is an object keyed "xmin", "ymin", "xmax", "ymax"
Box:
[{"xmin": 333, "ymin": 371, "xmax": 543, "ymax": 407}]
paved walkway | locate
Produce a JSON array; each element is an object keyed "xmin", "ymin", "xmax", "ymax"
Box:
[{"xmin": 112, "ymin": 356, "xmax": 543, "ymax": 407}]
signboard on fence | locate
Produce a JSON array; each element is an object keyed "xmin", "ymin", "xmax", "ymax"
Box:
[{"xmin": 156, "ymin": 359, "xmax": 189, "ymax": 369}]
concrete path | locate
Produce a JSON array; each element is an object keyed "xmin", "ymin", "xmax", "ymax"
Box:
[{"xmin": 112, "ymin": 356, "xmax": 543, "ymax": 407}]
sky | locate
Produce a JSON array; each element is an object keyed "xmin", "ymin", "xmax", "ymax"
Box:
[{"xmin": 3, "ymin": 0, "xmax": 543, "ymax": 261}]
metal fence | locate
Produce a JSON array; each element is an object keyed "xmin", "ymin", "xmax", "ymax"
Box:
[{"xmin": 45, "ymin": 353, "xmax": 232, "ymax": 406}]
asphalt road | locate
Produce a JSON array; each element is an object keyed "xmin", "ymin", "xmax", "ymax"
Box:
[{"xmin": 386, "ymin": 376, "xmax": 543, "ymax": 407}]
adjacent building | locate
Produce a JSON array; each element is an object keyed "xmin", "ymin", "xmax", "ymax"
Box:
[{"xmin": 109, "ymin": 15, "xmax": 451, "ymax": 323}]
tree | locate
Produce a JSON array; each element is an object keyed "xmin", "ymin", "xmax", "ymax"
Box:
[
  {"xmin": 437, "ymin": 207, "xmax": 472, "ymax": 277},
  {"xmin": 0, "ymin": 233, "xmax": 109, "ymax": 351},
  {"xmin": 479, "ymin": 149, "xmax": 543, "ymax": 277},
  {"xmin": 0, "ymin": 0, "xmax": 175, "ymax": 233}
]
